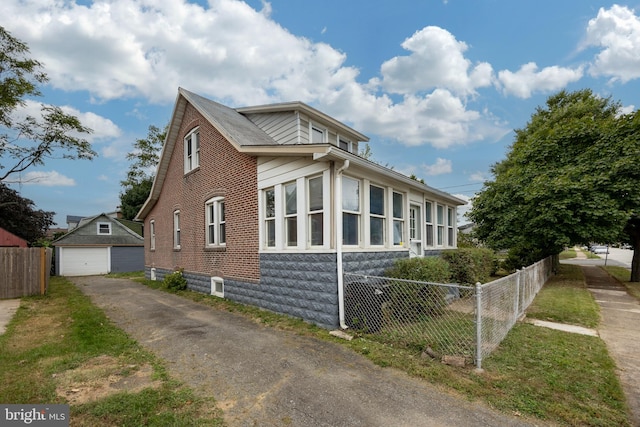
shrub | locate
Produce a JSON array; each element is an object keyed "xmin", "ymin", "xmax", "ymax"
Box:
[
  {"xmin": 384, "ymin": 257, "xmax": 452, "ymax": 319},
  {"xmin": 441, "ymin": 248, "xmax": 498, "ymax": 285},
  {"xmin": 163, "ymin": 269, "xmax": 187, "ymax": 291}
]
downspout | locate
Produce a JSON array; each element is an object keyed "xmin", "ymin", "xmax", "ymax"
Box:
[{"xmin": 336, "ymin": 159, "xmax": 350, "ymax": 329}]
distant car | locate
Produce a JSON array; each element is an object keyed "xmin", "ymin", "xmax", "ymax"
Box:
[
  {"xmin": 592, "ymin": 246, "xmax": 609, "ymax": 254},
  {"xmin": 621, "ymin": 243, "xmax": 632, "ymax": 250}
]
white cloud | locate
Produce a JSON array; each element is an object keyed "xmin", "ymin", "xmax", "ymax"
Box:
[
  {"xmin": 422, "ymin": 158, "xmax": 452, "ymax": 176},
  {"xmin": 376, "ymin": 26, "xmax": 494, "ymax": 96},
  {"xmin": 498, "ymin": 62, "xmax": 584, "ymax": 99},
  {"xmin": 452, "ymin": 193, "xmax": 472, "ymax": 224},
  {"xmin": 0, "ymin": 1, "xmax": 509, "ymax": 149},
  {"xmin": 583, "ymin": 5, "xmax": 640, "ymax": 83},
  {"xmin": 469, "ymin": 172, "xmax": 486, "ymax": 182},
  {"xmin": 19, "ymin": 171, "xmax": 76, "ymax": 186}
]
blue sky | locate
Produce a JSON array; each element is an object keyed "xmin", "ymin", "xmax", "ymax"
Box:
[{"xmin": 1, "ymin": 0, "xmax": 639, "ymax": 226}]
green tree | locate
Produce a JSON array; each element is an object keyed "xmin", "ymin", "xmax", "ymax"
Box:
[
  {"xmin": 469, "ymin": 89, "xmax": 640, "ymax": 281},
  {"xmin": 0, "ymin": 26, "xmax": 95, "ymax": 182},
  {"xmin": 119, "ymin": 124, "xmax": 166, "ymax": 220},
  {"xmin": 0, "ymin": 182, "xmax": 54, "ymax": 244}
]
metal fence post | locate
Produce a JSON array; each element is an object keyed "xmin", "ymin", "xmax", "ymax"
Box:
[
  {"xmin": 514, "ymin": 268, "xmax": 520, "ymax": 320},
  {"xmin": 475, "ymin": 281, "xmax": 483, "ymax": 372}
]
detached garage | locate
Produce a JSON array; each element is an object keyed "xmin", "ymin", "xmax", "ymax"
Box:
[{"xmin": 53, "ymin": 214, "xmax": 144, "ymax": 276}]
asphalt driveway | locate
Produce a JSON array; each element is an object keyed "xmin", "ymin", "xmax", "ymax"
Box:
[{"xmin": 71, "ymin": 276, "xmax": 540, "ymax": 427}]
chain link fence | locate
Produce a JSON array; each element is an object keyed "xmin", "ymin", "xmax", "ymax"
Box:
[{"xmin": 343, "ymin": 256, "xmax": 554, "ymax": 368}]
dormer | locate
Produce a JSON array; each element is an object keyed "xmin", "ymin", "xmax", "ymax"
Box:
[{"xmin": 236, "ymin": 102, "xmax": 369, "ymax": 154}]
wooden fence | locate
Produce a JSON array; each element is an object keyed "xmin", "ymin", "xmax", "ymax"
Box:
[{"xmin": 0, "ymin": 247, "xmax": 53, "ymax": 298}]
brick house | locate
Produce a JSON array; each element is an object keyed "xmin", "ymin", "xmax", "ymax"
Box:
[{"xmin": 136, "ymin": 88, "xmax": 465, "ymax": 328}]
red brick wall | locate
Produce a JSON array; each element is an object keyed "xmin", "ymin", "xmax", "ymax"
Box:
[{"xmin": 144, "ymin": 103, "xmax": 260, "ymax": 281}]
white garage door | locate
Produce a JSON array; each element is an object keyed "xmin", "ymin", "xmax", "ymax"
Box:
[{"xmin": 60, "ymin": 247, "xmax": 110, "ymax": 276}]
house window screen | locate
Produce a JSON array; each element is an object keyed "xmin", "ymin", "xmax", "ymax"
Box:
[
  {"xmin": 447, "ymin": 207, "xmax": 455, "ymax": 246},
  {"xmin": 425, "ymin": 201, "xmax": 434, "ymax": 246},
  {"xmin": 284, "ymin": 182, "xmax": 297, "ymax": 247},
  {"xmin": 342, "ymin": 177, "xmax": 360, "ymax": 245},
  {"xmin": 265, "ymin": 188, "xmax": 275, "ymax": 247},
  {"xmin": 308, "ymin": 176, "xmax": 323, "ymax": 246},
  {"xmin": 369, "ymin": 185, "xmax": 385, "ymax": 245},
  {"xmin": 392, "ymin": 192, "xmax": 404, "ymax": 245},
  {"xmin": 437, "ymin": 204, "xmax": 444, "ymax": 246}
]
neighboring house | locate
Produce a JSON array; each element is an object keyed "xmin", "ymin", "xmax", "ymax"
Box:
[
  {"xmin": 66, "ymin": 215, "xmax": 84, "ymax": 231},
  {"xmin": 0, "ymin": 227, "xmax": 28, "ymax": 247},
  {"xmin": 136, "ymin": 88, "xmax": 466, "ymax": 328},
  {"xmin": 458, "ymin": 223, "xmax": 475, "ymax": 235},
  {"xmin": 53, "ymin": 213, "xmax": 144, "ymax": 276}
]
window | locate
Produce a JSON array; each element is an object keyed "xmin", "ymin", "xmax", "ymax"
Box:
[
  {"xmin": 284, "ymin": 182, "xmax": 297, "ymax": 246},
  {"xmin": 410, "ymin": 205, "xmax": 421, "ymax": 240},
  {"xmin": 265, "ymin": 188, "xmax": 276, "ymax": 248},
  {"xmin": 339, "ymin": 137, "xmax": 352, "ymax": 153},
  {"xmin": 311, "ymin": 125, "xmax": 325, "ymax": 144},
  {"xmin": 392, "ymin": 192, "xmax": 404, "ymax": 245},
  {"xmin": 173, "ymin": 210, "xmax": 181, "ymax": 249},
  {"xmin": 184, "ymin": 128, "xmax": 200, "ymax": 173},
  {"xmin": 342, "ymin": 177, "xmax": 360, "ymax": 245},
  {"xmin": 436, "ymin": 204, "xmax": 444, "ymax": 246},
  {"xmin": 369, "ymin": 185, "xmax": 385, "ymax": 245},
  {"xmin": 150, "ymin": 220, "xmax": 156, "ymax": 250},
  {"xmin": 206, "ymin": 197, "xmax": 226, "ymax": 247},
  {"xmin": 425, "ymin": 201, "xmax": 434, "ymax": 246},
  {"xmin": 447, "ymin": 207, "xmax": 455, "ymax": 246},
  {"xmin": 308, "ymin": 176, "xmax": 323, "ymax": 246},
  {"xmin": 97, "ymin": 222, "xmax": 111, "ymax": 235},
  {"xmin": 211, "ymin": 276, "xmax": 224, "ymax": 298}
]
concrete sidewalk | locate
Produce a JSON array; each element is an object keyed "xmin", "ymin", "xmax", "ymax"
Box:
[
  {"xmin": 0, "ymin": 299, "xmax": 20, "ymax": 335},
  {"xmin": 581, "ymin": 265, "xmax": 640, "ymax": 426}
]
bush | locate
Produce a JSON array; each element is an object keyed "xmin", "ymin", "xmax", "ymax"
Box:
[
  {"xmin": 441, "ymin": 248, "xmax": 497, "ymax": 285},
  {"xmin": 384, "ymin": 257, "xmax": 452, "ymax": 319},
  {"xmin": 163, "ymin": 269, "xmax": 187, "ymax": 291}
]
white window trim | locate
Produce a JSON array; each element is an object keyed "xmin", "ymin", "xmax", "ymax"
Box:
[
  {"xmin": 310, "ymin": 122, "xmax": 326, "ymax": 144},
  {"xmin": 392, "ymin": 190, "xmax": 405, "ymax": 246},
  {"xmin": 97, "ymin": 222, "xmax": 112, "ymax": 235},
  {"xmin": 205, "ymin": 197, "xmax": 226, "ymax": 247},
  {"xmin": 184, "ymin": 127, "xmax": 200, "ymax": 173},
  {"xmin": 367, "ymin": 182, "xmax": 386, "ymax": 247},
  {"xmin": 338, "ymin": 136, "xmax": 353, "ymax": 153},
  {"xmin": 342, "ymin": 176, "xmax": 361, "ymax": 247},
  {"xmin": 211, "ymin": 276, "xmax": 224, "ymax": 298},
  {"xmin": 173, "ymin": 210, "xmax": 181, "ymax": 249},
  {"xmin": 436, "ymin": 204, "xmax": 445, "ymax": 247},
  {"xmin": 149, "ymin": 220, "xmax": 156, "ymax": 250},
  {"xmin": 425, "ymin": 200, "xmax": 434, "ymax": 248},
  {"xmin": 447, "ymin": 206, "xmax": 456, "ymax": 247}
]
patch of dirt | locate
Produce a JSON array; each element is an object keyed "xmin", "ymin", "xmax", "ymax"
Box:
[{"xmin": 55, "ymin": 355, "xmax": 161, "ymax": 405}]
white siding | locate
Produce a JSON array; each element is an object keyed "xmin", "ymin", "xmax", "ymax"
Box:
[
  {"xmin": 244, "ymin": 112, "xmax": 299, "ymax": 145},
  {"xmin": 257, "ymin": 157, "xmax": 328, "ymax": 189}
]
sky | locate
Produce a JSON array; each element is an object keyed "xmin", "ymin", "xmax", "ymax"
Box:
[{"xmin": 1, "ymin": 0, "xmax": 640, "ymax": 227}]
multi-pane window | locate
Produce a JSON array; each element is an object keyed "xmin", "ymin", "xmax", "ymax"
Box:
[
  {"xmin": 184, "ymin": 128, "xmax": 200, "ymax": 173},
  {"xmin": 425, "ymin": 201, "xmax": 434, "ymax": 246},
  {"xmin": 284, "ymin": 182, "xmax": 297, "ymax": 247},
  {"xmin": 447, "ymin": 207, "xmax": 455, "ymax": 246},
  {"xmin": 265, "ymin": 188, "xmax": 276, "ymax": 247},
  {"xmin": 308, "ymin": 176, "xmax": 324, "ymax": 246},
  {"xmin": 150, "ymin": 220, "xmax": 156, "ymax": 250},
  {"xmin": 311, "ymin": 125, "xmax": 325, "ymax": 144},
  {"xmin": 206, "ymin": 197, "xmax": 226, "ymax": 246},
  {"xmin": 392, "ymin": 192, "xmax": 404, "ymax": 245},
  {"xmin": 173, "ymin": 210, "xmax": 181, "ymax": 249},
  {"xmin": 410, "ymin": 205, "xmax": 421, "ymax": 240},
  {"xmin": 436, "ymin": 204, "xmax": 445, "ymax": 246},
  {"xmin": 97, "ymin": 222, "xmax": 111, "ymax": 235},
  {"xmin": 369, "ymin": 185, "xmax": 385, "ymax": 245},
  {"xmin": 342, "ymin": 177, "xmax": 360, "ymax": 245}
]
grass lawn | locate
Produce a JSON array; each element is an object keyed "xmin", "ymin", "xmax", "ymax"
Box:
[
  {"xmin": 2, "ymin": 268, "xmax": 629, "ymax": 426},
  {"xmin": 0, "ymin": 276, "xmax": 223, "ymax": 426},
  {"xmin": 133, "ymin": 266, "xmax": 628, "ymax": 426}
]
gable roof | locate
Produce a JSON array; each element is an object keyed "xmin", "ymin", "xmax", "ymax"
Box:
[
  {"xmin": 53, "ymin": 213, "xmax": 143, "ymax": 246},
  {"xmin": 136, "ymin": 89, "xmax": 465, "ymax": 220}
]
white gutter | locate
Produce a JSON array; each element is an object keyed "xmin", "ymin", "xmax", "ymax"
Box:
[{"xmin": 335, "ymin": 159, "xmax": 350, "ymax": 329}]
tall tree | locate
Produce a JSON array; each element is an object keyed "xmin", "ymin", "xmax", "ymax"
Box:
[
  {"xmin": 0, "ymin": 26, "xmax": 95, "ymax": 182},
  {"xmin": 119, "ymin": 124, "xmax": 166, "ymax": 220},
  {"xmin": 469, "ymin": 89, "xmax": 640, "ymax": 281},
  {"xmin": 0, "ymin": 182, "xmax": 54, "ymax": 244}
]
